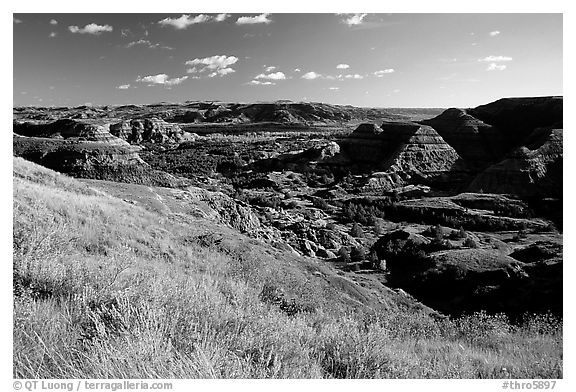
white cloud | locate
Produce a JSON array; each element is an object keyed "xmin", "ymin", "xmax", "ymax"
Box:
[
  {"xmin": 489, "ymin": 31, "xmax": 501, "ymax": 37},
  {"xmin": 341, "ymin": 13, "xmax": 368, "ymax": 26},
  {"xmin": 329, "ymin": 87, "xmax": 340, "ymax": 91},
  {"xmin": 186, "ymin": 55, "xmax": 238, "ymax": 77},
  {"xmin": 186, "ymin": 55, "xmax": 238, "ymax": 70},
  {"xmin": 13, "ymin": 17, "xmax": 22, "ymax": 24},
  {"xmin": 486, "ymin": 63, "xmax": 507, "ymax": 71},
  {"xmin": 117, "ymin": 84, "xmax": 130, "ymax": 90},
  {"xmin": 236, "ymin": 14, "xmax": 272, "ymax": 25},
  {"xmin": 215, "ymin": 14, "xmax": 230, "ymax": 22},
  {"xmin": 336, "ymin": 64, "xmax": 350, "ymax": 69},
  {"xmin": 248, "ymin": 80, "xmax": 275, "ymax": 86},
  {"xmin": 302, "ymin": 71, "xmax": 322, "ymax": 80},
  {"xmin": 478, "ymin": 55, "xmax": 513, "ymax": 62},
  {"xmin": 50, "ymin": 19, "xmax": 58, "ymax": 25},
  {"xmin": 208, "ymin": 68, "xmax": 236, "ymax": 78},
  {"xmin": 126, "ymin": 39, "xmax": 172, "ymax": 50},
  {"xmin": 264, "ymin": 66, "xmax": 276, "ymax": 72},
  {"xmin": 255, "ymin": 71, "xmax": 286, "ymax": 80},
  {"xmin": 136, "ymin": 74, "xmax": 188, "ymax": 86},
  {"xmin": 294, "ymin": 68, "xmax": 301, "ymax": 72},
  {"xmin": 68, "ymin": 23, "xmax": 113, "ymax": 35},
  {"xmin": 374, "ymin": 69, "xmax": 395, "ymax": 77},
  {"xmin": 49, "ymin": 32, "xmax": 57, "ymax": 38},
  {"xmin": 158, "ymin": 14, "xmax": 213, "ymax": 29},
  {"xmin": 344, "ymin": 74, "xmax": 363, "ymax": 79}
]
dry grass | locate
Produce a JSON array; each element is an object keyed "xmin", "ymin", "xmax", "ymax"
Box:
[{"xmin": 13, "ymin": 157, "xmax": 562, "ymax": 378}]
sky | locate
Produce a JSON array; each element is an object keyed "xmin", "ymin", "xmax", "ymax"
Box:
[{"xmin": 12, "ymin": 13, "xmax": 563, "ymax": 108}]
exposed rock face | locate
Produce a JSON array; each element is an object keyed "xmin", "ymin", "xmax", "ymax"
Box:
[
  {"xmin": 339, "ymin": 121, "xmax": 463, "ymax": 189},
  {"xmin": 468, "ymin": 128, "xmax": 562, "ymax": 198},
  {"xmin": 421, "ymin": 96, "xmax": 563, "ymax": 198},
  {"xmin": 13, "ymin": 119, "xmax": 129, "ymax": 147},
  {"xmin": 185, "ymin": 187, "xmax": 263, "ymax": 235},
  {"xmin": 110, "ymin": 118, "xmax": 193, "ymax": 144},
  {"xmin": 13, "ymin": 135, "xmax": 186, "ymax": 187},
  {"xmin": 421, "ymin": 108, "xmax": 505, "ymax": 168},
  {"xmin": 468, "ymin": 96, "xmax": 563, "ymax": 149}
]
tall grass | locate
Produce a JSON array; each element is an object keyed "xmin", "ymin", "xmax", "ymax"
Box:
[{"xmin": 13, "ymin": 157, "xmax": 562, "ymax": 378}]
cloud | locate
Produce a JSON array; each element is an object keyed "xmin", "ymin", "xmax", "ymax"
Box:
[
  {"xmin": 236, "ymin": 14, "xmax": 272, "ymax": 25},
  {"xmin": 264, "ymin": 66, "xmax": 276, "ymax": 72},
  {"xmin": 215, "ymin": 14, "xmax": 230, "ymax": 22},
  {"xmin": 486, "ymin": 63, "xmax": 507, "ymax": 71},
  {"xmin": 49, "ymin": 19, "xmax": 58, "ymax": 25},
  {"xmin": 158, "ymin": 14, "xmax": 213, "ymax": 29},
  {"xmin": 13, "ymin": 17, "xmax": 22, "ymax": 24},
  {"xmin": 340, "ymin": 13, "xmax": 368, "ymax": 26},
  {"xmin": 478, "ymin": 55, "xmax": 513, "ymax": 62},
  {"xmin": 255, "ymin": 72, "xmax": 286, "ymax": 80},
  {"xmin": 49, "ymin": 32, "xmax": 57, "ymax": 38},
  {"xmin": 329, "ymin": 87, "xmax": 340, "ymax": 90},
  {"xmin": 126, "ymin": 39, "xmax": 172, "ymax": 50},
  {"xmin": 208, "ymin": 68, "xmax": 236, "ymax": 78},
  {"xmin": 489, "ymin": 31, "xmax": 501, "ymax": 37},
  {"xmin": 294, "ymin": 68, "xmax": 301, "ymax": 72},
  {"xmin": 344, "ymin": 74, "xmax": 363, "ymax": 79},
  {"xmin": 374, "ymin": 69, "xmax": 395, "ymax": 77},
  {"xmin": 186, "ymin": 55, "xmax": 238, "ymax": 77},
  {"xmin": 117, "ymin": 84, "xmax": 130, "ymax": 90},
  {"xmin": 302, "ymin": 71, "xmax": 322, "ymax": 80},
  {"xmin": 136, "ymin": 74, "xmax": 188, "ymax": 86},
  {"xmin": 248, "ymin": 80, "xmax": 275, "ymax": 86},
  {"xmin": 337, "ymin": 64, "xmax": 350, "ymax": 69},
  {"xmin": 68, "ymin": 23, "xmax": 113, "ymax": 35}
]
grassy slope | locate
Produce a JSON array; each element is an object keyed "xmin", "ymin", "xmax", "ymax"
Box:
[{"xmin": 13, "ymin": 157, "xmax": 562, "ymax": 378}]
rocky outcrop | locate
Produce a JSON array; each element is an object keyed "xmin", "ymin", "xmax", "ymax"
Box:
[
  {"xmin": 13, "ymin": 119, "xmax": 129, "ymax": 147},
  {"xmin": 13, "ymin": 134, "xmax": 186, "ymax": 187},
  {"xmin": 468, "ymin": 96, "xmax": 562, "ymax": 149},
  {"xmin": 185, "ymin": 187, "xmax": 263, "ymax": 235},
  {"xmin": 468, "ymin": 128, "xmax": 562, "ymax": 198},
  {"xmin": 110, "ymin": 118, "xmax": 194, "ymax": 144},
  {"xmin": 339, "ymin": 121, "xmax": 464, "ymax": 190},
  {"xmin": 420, "ymin": 97, "xmax": 563, "ymax": 198},
  {"xmin": 421, "ymin": 108, "xmax": 505, "ymax": 168}
]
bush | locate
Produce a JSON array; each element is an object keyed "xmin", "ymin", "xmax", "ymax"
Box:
[
  {"xmin": 463, "ymin": 237, "xmax": 479, "ymax": 248},
  {"xmin": 338, "ymin": 247, "xmax": 351, "ymax": 263},
  {"xmin": 350, "ymin": 246, "xmax": 366, "ymax": 263},
  {"xmin": 312, "ymin": 197, "xmax": 330, "ymax": 210},
  {"xmin": 350, "ymin": 223, "xmax": 365, "ymax": 238}
]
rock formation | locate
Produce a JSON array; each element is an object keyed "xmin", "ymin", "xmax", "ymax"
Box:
[
  {"xmin": 13, "ymin": 134, "xmax": 186, "ymax": 188},
  {"xmin": 468, "ymin": 96, "xmax": 562, "ymax": 150},
  {"xmin": 421, "ymin": 108, "xmax": 505, "ymax": 168},
  {"xmin": 468, "ymin": 128, "xmax": 562, "ymax": 198},
  {"xmin": 13, "ymin": 119, "xmax": 129, "ymax": 147},
  {"xmin": 339, "ymin": 121, "xmax": 463, "ymax": 189},
  {"xmin": 110, "ymin": 118, "xmax": 194, "ymax": 144}
]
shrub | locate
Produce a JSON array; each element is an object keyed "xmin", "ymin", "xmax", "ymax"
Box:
[
  {"xmin": 463, "ymin": 237, "xmax": 479, "ymax": 248},
  {"xmin": 350, "ymin": 223, "xmax": 365, "ymax": 238},
  {"xmin": 312, "ymin": 197, "xmax": 330, "ymax": 210},
  {"xmin": 338, "ymin": 247, "xmax": 351, "ymax": 263},
  {"xmin": 350, "ymin": 246, "xmax": 366, "ymax": 263}
]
